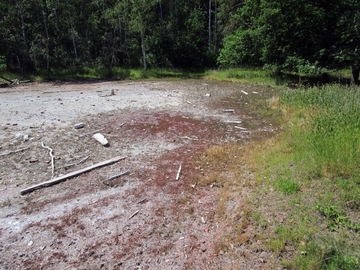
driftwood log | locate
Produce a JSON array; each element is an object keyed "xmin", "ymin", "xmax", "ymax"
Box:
[{"xmin": 20, "ymin": 156, "xmax": 126, "ymax": 195}]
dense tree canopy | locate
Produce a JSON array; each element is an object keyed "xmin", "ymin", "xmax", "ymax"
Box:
[
  {"xmin": 218, "ymin": 0, "xmax": 360, "ymax": 83},
  {"xmin": 0, "ymin": 0, "xmax": 359, "ymax": 82}
]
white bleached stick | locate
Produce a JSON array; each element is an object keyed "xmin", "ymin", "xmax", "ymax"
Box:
[
  {"xmin": 176, "ymin": 163, "xmax": 182, "ymax": 181},
  {"xmin": 41, "ymin": 142, "xmax": 55, "ymax": 178}
]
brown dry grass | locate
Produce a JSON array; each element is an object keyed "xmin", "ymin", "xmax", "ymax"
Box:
[{"xmin": 193, "ymin": 140, "xmax": 268, "ymax": 255}]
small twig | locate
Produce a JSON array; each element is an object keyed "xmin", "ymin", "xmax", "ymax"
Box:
[
  {"xmin": 137, "ymin": 198, "xmax": 147, "ymax": 204},
  {"xmin": 234, "ymin": 126, "xmax": 247, "ymax": 130},
  {"xmin": 65, "ymin": 155, "xmax": 89, "ymax": 169},
  {"xmin": 77, "ymin": 155, "xmax": 89, "ymax": 165},
  {"xmin": 107, "ymin": 171, "xmax": 130, "ymax": 182},
  {"xmin": 223, "ymin": 109, "xmax": 235, "ymax": 113},
  {"xmin": 178, "ymin": 136, "xmax": 199, "ymax": 141},
  {"xmin": 241, "ymin": 90, "xmax": 249, "ymax": 95},
  {"xmin": 64, "ymin": 163, "xmax": 76, "ymax": 170},
  {"xmin": 224, "ymin": 120, "xmax": 242, "ymax": 124},
  {"xmin": 176, "ymin": 163, "xmax": 182, "ymax": 181},
  {"xmin": 0, "ymin": 147, "xmax": 29, "ymax": 156},
  {"xmin": 115, "ymin": 225, "xmax": 119, "ymax": 245},
  {"xmin": 129, "ymin": 210, "xmax": 139, "ymax": 219},
  {"xmin": 41, "ymin": 142, "xmax": 55, "ymax": 178}
]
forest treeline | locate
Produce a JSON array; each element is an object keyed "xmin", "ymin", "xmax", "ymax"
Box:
[{"xmin": 1, "ymin": 0, "xmax": 359, "ymax": 83}]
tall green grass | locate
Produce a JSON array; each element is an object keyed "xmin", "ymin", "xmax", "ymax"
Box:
[
  {"xmin": 280, "ymin": 84, "xmax": 360, "ymax": 178},
  {"xmin": 253, "ymin": 84, "xmax": 360, "ymax": 269},
  {"xmin": 204, "ymin": 68, "xmax": 275, "ymax": 84}
]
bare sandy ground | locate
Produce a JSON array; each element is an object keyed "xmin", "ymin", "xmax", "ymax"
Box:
[{"xmin": 0, "ymin": 80, "xmax": 277, "ymax": 269}]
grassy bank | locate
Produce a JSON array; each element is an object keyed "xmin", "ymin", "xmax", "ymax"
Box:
[
  {"xmin": 269, "ymin": 84, "xmax": 360, "ymax": 268},
  {"xmin": 196, "ymin": 83, "xmax": 360, "ymax": 269}
]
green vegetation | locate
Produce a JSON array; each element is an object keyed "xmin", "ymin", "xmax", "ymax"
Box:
[
  {"xmin": 24, "ymin": 67, "xmax": 204, "ymax": 82},
  {"xmin": 260, "ymin": 84, "xmax": 360, "ymax": 268},
  {"xmin": 204, "ymin": 68, "xmax": 275, "ymax": 84},
  {"xmin": 1, "ymin": 1, "xmax": 359, "ymax": 84},
  {"xmin": 196, "ymin": 81, "xmax": 360, "ymax": 269},
  {"xmin": 218, "ymin": 0, "xmax": 360, "ymax": 84}
]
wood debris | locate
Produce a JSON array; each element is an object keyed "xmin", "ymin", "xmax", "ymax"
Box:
[
  {"xmin": 93, "ymin": 133, "xmax": 109, "ymax": 146},
  {"xmin": 20, "ymin": 156, "xmax": 126, "ymax": 195},
  {"xmin": 77, "ymin": 155, "xmax": 89, "ymax": 165},
  {"xmin": 178, "ymin": 136, "xmax": 199, "ymax": 141},
  {"xmin": 234, "ymin": 126, "xmax": 247, "ymax": 130},
  {"xmin": 224, "ymin": 120, "xmax": 242, "ymax": 124},
  {"xmin": 64, "ymin": 156, "xmax": 90, "ymax": 169},
  {"xmin": 241, "ymin": 90, "xmax": 249, "ymax": 95},
  {"xmin": 0, "ymin": 147, "xmax": 29, "ymax": 156},
  {"xmin": 176, "ymin": 163, "xmax": 182, "ymax": 181},
  {"xmin": 129, "ymin": 210, "xmax": 139, "ymax": 219},
  {"xmin": 223, "ymin": 109, "xmax": 235, "ymax": 113},
  {"xmin": 137, "ymin": 198, "xmax": 148, "ymax": 204},
  {"xmin": 107, "ymin": 171, "xmax": 130, "ymax": 182},
  {"xmin": 41, "ymin": 142, "xmax": 55, "ymax": 178}
]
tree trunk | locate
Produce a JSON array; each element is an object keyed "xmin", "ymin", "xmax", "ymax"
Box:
[
  {"xmin": 141, "ymin": 30, "xmax": 147, "ymax": 70},
  {"xmin": 214, "ymin": 0, "xmax": 217, "ymax": 51},
  {"xmin": 69, "ymin": 15, "xmax": 78, "ymax": 60},
  {"xmin": 351, "ymin": 66, "xmax": 359, "ymax": 85},
  {"xmin": 15, "ymin": 0, "xmax": 28, "ymax": 72},
  {"xmin": 208, "ymin": 0, "xmax": 212, "ymax": 51},
  {"xmin": 42, "ymin": 0, "xmax": 50, "ymax": 77}
]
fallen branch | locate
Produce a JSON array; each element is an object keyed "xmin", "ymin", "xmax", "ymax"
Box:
[
  {"xmin": 176, "ymin": 163, "xmax": 182, "ymax": 181},
  {"xmin": 107, "ymin": 170, "xmax": 130, "ymax": 182},
  {"xmin": 20, "ymin": 156, "xmax": 126, "ymax": 195},
  {"xmin": 0, "ymin": 74, "xmax": 13, "ymax": 84},
  {"xmin": 223, "ymin": 109, "xmax": 235, "ymax": 113},
  {"xmin": 41, "ymin": 142, "xmax": 55, "ymax": 178},
  {"xmin": 241, "ymin": 90, "xmax": 249, "ymax": 95},
  {"xmin": 0, "ymin": 147, "xmax": 29, "ymax": 156}
]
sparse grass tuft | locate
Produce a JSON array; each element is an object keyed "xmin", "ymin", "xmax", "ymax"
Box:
[{"xmin": 274, "ymin": 178, "xmax": 301, "ymax": 194}]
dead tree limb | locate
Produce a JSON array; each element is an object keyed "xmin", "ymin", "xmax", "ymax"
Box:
[
  {"xmin": 20, "ymin": 156, "xmax": 126, "ymax": 195},
  {"xmin": 0, "ymin": 74, "xmax": 13, "ymax": 84}
]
